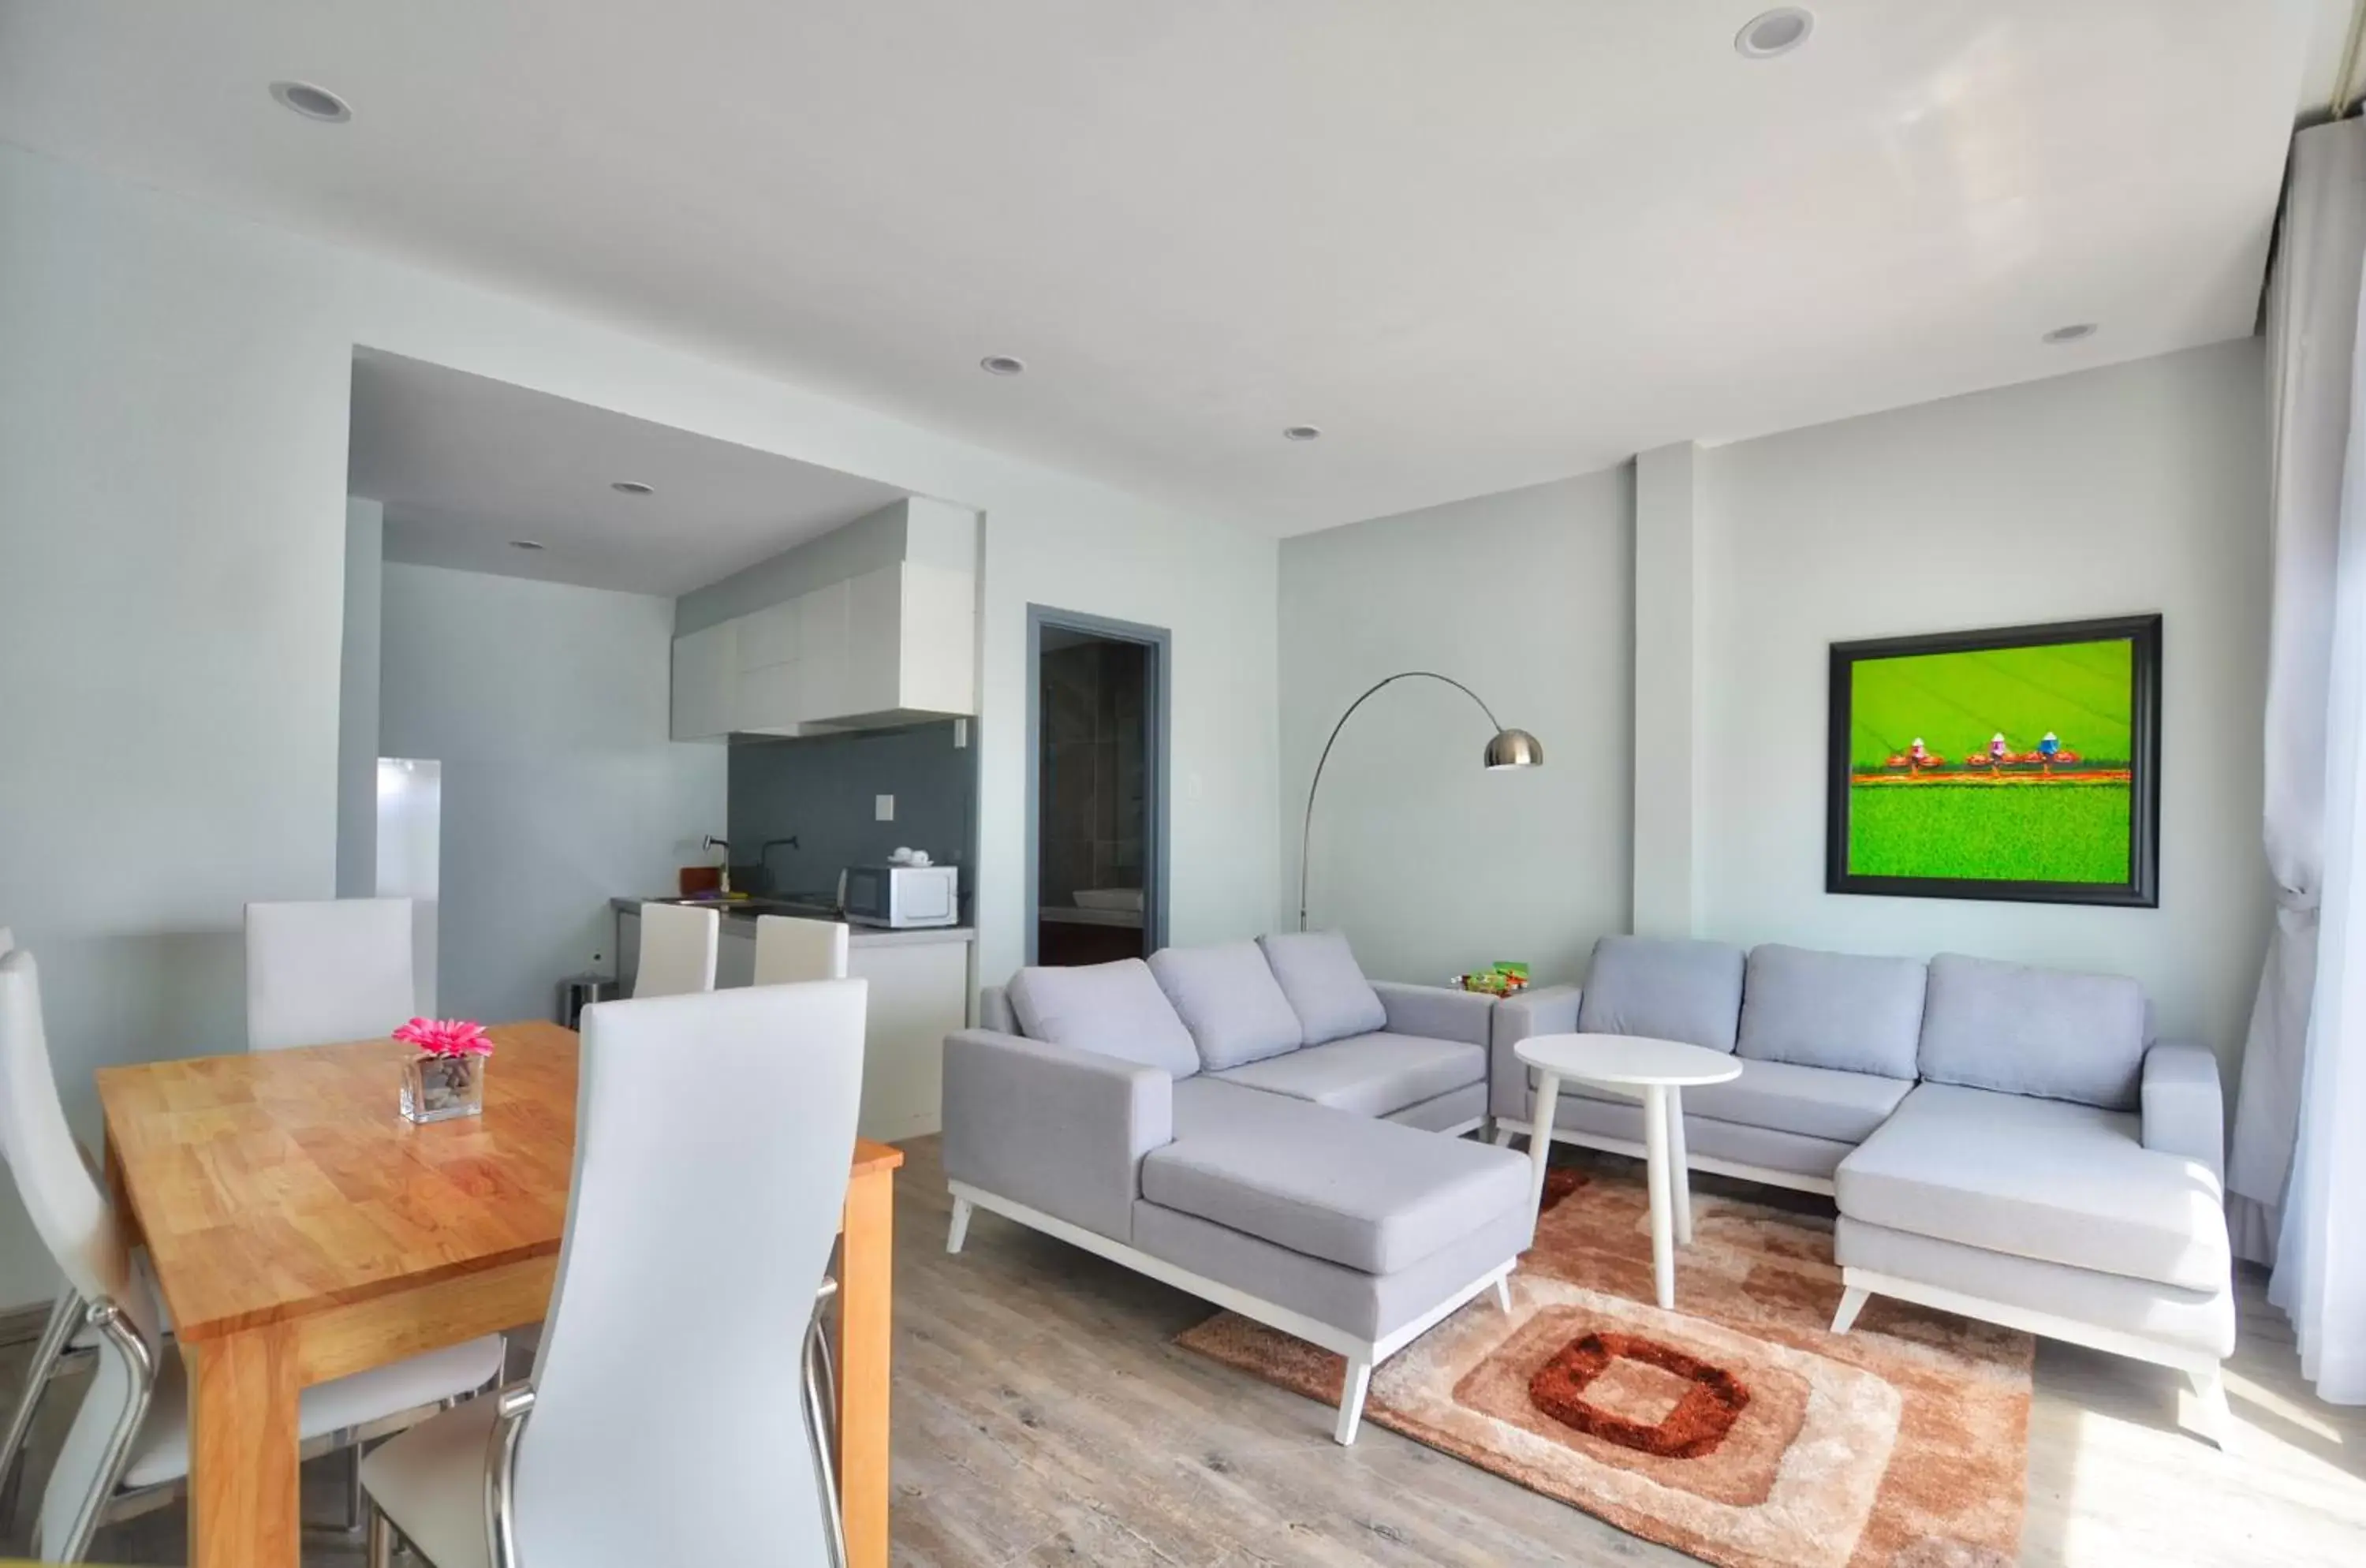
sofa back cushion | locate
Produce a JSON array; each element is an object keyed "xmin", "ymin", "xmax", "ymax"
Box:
[
  {"xmin": 1256, "ymin": 931, "xmax": 1386, "ymax": 1046},
  {"xmin": 1149, "ymin": 942, "xmax": 1304, "ymax": 1070},
  {"xmin": 1576, "ymin": 936, "xmax": 1745, "ymax": 1053},
  {"xmin": 1737, "ymin": 944, "xmax": 1925, "ymax": 1080},
  {"xmin": 1006, "ymin": 959, "xmax": 1200, "ymax": 1078},
  {"xmin": 1917, "ymin": 953, "xmax": 2147, "ymax": 1110}
]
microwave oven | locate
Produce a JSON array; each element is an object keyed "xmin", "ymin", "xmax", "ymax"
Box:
[{"xmin": 841, "ymin": 863, "xmax": 960, "ymax": 928}]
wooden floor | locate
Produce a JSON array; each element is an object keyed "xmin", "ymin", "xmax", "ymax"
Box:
[{"xmin": 6, "ymin": 1135, "xmax": 2364, "ymax": 1566}]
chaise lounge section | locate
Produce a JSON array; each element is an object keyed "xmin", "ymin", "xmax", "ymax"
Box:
[
  {"xmin": 942, "ymin": 932, "xmax": 1530, "ymax": 1443},
  {"xmin": 1492, "ymin": 935, "xmax": 2236, "ymax": 1442}
]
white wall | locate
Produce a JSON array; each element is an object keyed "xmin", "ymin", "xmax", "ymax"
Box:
[
  {"xmin": 1696, "ymin": 341, "xmax": 2272, "ymax": 1058},
  {"xmin": 1277, "ymin": 471, "xmax": 1633, "ymax": 984},
  {"xmin": 338, "ymin": 498, "xmax": 385, "ymax": 897},
  {"xmin": 379, "ymin": 564, "xmax": 726, "ymax": 1024},
  {"xmin": 0, "ymin": 142, "xmax": 1280, "ymax": 1305}
]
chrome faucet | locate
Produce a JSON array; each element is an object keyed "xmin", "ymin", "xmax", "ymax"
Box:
[{"xmin": 703, "ymin": 835, "xmax": 731, "ymax": 895}]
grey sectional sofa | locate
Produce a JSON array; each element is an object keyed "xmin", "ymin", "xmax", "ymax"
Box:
[
  {"xmin": 942, "ymin": 931, "xmax": 1532, "ymax": 1443},
  {"xmin": 1493, "ymin": 935, "xmax": 2236, "ymax": 1442}
]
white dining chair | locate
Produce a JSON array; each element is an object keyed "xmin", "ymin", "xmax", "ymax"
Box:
[
  {"xmin": 0, "ymin": 949, "xmax": 508, "ymax": 1564},
  {"xmin": 244, "ymin": 897, "xmax": 417, "ymax": 1051},
  {"xmin": 752, "ymin": 913, "xmax": 851, "ymax": 984},
  {"xmin": 631, "ymin": 902, "xmax": 720, "ymax": 999},
  {"xmin": 359, "ymin": 977, "xmax": 868, "ymax": 1568},
  {"xmin": 0, "ymin": 926, "xmax": 106, "ymax": 1538}
]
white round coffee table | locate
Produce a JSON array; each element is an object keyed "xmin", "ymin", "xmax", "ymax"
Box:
[{"xmin": 1514, "ymin": 1032, "xmax": 1742, "ymax": 1310}]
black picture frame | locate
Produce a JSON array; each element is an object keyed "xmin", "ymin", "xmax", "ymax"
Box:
[{"xmin": 1825, "ymin": 614, "xmax": 2162, "ymax": 907}]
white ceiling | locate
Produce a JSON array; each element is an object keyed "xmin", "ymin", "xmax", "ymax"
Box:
[
  {"xmin": 353, "ymin": 351, "xmax": 905, "ymax": 595},
  {"xmin": 0, "ymin": 2, "xmax": 2337, "ymax": 535}
]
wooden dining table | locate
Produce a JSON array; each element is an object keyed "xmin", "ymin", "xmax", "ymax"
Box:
[{"xmin": 95, "ymin": 1019, "xmax": 901, "ymax": 1568}]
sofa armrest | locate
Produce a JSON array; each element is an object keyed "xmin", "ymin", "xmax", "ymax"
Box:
[
  {"xmin": 942, "ymin": 1029, "xmax": 1174, "ymax": 1245},
  {"xmin": 1488, "ymin": 984, "xmax": 1582, "ymax": 1120},
  {"xmin": 1373, "ymin": 980, "xmax": 1495, "ymax": 1047},
  {"xmin": 2141, "ymin": 1041, "xmax": 2226, "ymax": 1189}
]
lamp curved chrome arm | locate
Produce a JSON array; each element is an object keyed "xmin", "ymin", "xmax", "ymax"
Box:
[{"xmin": 1297, "ymin": 671, "xmax": 1541, "ymax": 930}]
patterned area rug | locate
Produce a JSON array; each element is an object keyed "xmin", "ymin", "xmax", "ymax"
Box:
[{"xmin": 1176, "ymin": 1161, "xmax": 2033, "ymax": 1568}]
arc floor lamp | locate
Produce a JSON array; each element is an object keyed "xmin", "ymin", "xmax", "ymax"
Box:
[{"xmin": 1297, "ymin": 671, "xmax": 1543, "ymax": 930}]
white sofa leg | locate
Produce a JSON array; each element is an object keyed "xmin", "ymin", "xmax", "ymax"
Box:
[
  {"xmin": 946, "ymin": 1197, "xmax": 972, "ymax": 1255},
  {"xmin": 1495, "ymin": 1274, "xmax": 1513, "ymax": 1314},
  {"xmin": 2188, "ymin": 1364, "xmax": 2231, "ymax": 1449},
  {"xmin": 1491, "ymin": 1125, "xmax": 1515, "ymax": 1148},
  {"xmin": 1334, "ymin": 1358, "xmax": 1373, "ymax": 1446},
  {"xmin": 1830, "ymin": 1286, "xmax": 1869, "ymax": 1336}
]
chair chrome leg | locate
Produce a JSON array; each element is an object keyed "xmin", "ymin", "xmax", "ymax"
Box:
[
  {"xmin": 343, "ymin": 1440, "xmax": 368, "ymax": 1533},
  {"xmin": 366, "ymin": 1501, "xmax": 395, "ymax": 1568},
  {"xmin": 0, "ymin": 1285, "xmax": 80, "ymax": 1532},
  {"xmin": 804, "ymin": 1309, "xmax": 849, "ymax": 1568},
  {"xmin": 58, "ymin": 1300, "xmax": 157, "ymax": 1566}
]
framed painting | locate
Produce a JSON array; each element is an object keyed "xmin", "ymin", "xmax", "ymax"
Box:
[{"xmin": 1826, "ymin": 615, "xmax": 2161, "ymax": 906}]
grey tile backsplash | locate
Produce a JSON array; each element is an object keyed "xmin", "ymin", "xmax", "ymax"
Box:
[{"xmin": 728, "ymin": 720, "xmax": 975, "ymax": 905}]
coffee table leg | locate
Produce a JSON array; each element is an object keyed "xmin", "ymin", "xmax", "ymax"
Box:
[
  {"xmin": 1527, "ymin": 1071, "xmax": 1562, "ymax": 1219},
  {"xmin": 1642, "ymin": 1084, "xmax": 1675, "ymax": 1309},
  {"xmin": 1666, "ymin": 1085, "xmax": 1692, "ymax": 1246}
]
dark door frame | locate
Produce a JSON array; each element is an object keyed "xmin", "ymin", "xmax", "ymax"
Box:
[{"xmin": 1024, "ymin": 605, "xmax": 1172, "ymax": 963}]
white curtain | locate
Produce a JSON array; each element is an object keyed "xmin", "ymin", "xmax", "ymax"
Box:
[{"xmin": 2232, "ymin": 118, "xmax": 2366, "ymax": 1402}]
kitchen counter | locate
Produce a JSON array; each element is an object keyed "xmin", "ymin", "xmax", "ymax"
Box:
[
  {"xmin": 610, "ymin": 896, "xmax": 972, "ymax": 947},
  {"xmin": 609, "ymin": 898, "xmax": 975, "ymax": 1144}
]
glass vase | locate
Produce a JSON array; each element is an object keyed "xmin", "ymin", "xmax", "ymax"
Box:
[{"xmin": 401, "ymin": 1052, "xmax": 486, "ymax": 1124}]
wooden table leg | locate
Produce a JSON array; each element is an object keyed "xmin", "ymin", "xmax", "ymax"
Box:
[
  {"xmin": 186, "ymin": 1323, "xmax": 300, "ymax": 1568},
  {"xmin": 837, "ymin": 1164, "xmax": 894, "ymax": 1568}
]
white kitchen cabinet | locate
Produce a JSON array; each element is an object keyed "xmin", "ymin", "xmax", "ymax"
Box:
[
  {"xmin": 617, "ymin": 907, "xmax": 969, "ymax": 1141},
  {"xmin": 738, "ymin": 597, "xmax": 800, "ymax": 668},
  {"xmin": 669, "ymin": 620, "xmax": 738, "ymax": 741},
  {"xmin": 894, "ymin": 561, "xmax": 978, "ymax": 716},
  {"xmin": 735, "ymin": 598, "xmax": 803, "ymax": 734},
  {"xmin": 670, "ymin": 557, "xmax": 976, "ymax": 740},
  {"xmin": 840, "ymin": 564, "xmax": 905, "ymax": 719},
  {"xmin": 796, "ymin": 579, "xmax": 853, "ymax": 722}
]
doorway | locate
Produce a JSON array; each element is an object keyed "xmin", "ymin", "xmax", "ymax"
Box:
[{"xmin": 1027, "ymin": 607, "xmax": 1170, "ymax": 965}]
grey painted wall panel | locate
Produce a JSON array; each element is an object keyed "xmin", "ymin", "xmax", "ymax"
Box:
[
  {"xmin": 1278, "ymin": 469, "xmax": 1636, "ymax": 985},
  {"xmin": 728, "ymin": 722, "xmax": 976, "ymax": 903}
]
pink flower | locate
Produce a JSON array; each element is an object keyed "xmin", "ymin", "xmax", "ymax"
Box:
[{"xmin": 393, "ymin": 1017, "xmax": 494, "ymax": 1058}]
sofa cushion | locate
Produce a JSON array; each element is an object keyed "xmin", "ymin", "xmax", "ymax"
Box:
[
  {"xmin": 1835, "ymin": 1083, "xmax": 2229, "ymax": 1294},
  {"xmin": 1148, "ymin": 942, "xmax": 1304, "ymax": 1070},
  {"xmin": 1005, "ymin": 959, "xmax": 1200, "ymax": 1078},
  {"xmin": 1141, "ymin": 1078, "xmax": 1528, "ymax": 1274},
  {"xmin": 1575, "ymin": 936, "xmax": 1745, "ymax": 1053},
  {"xmin": 1553, "ymin": 1056, "xmax": 1909, "ymax": 1144},
  {"xmin": 1257, "ymin": 931, "xmax": 1386, "ymax": 1046},
  {"xmin": 1737, "ymin": 945, "xmax": 1925, "ymax": 1081},
  {"xmin": 1919, "ymin": 954, "xmax": 2147, "ymax": 1110},
  {"xmin": 1214, "ymin": 1032, "xmax": 1485, "ymax": 1119}
]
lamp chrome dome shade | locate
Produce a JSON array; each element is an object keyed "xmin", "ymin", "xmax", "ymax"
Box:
[
  {"xmin": 1297, "ymin": 670, "xmax": 1544, "ymax": 928},
  {"xmin": 1484, "ymin": 728, "xmax": 1543, "ymax": 770}
]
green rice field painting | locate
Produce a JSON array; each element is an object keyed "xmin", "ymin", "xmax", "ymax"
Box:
[{"xmin": 1826, "ymin": 616, "xmax": 2160, "ymax": 906}]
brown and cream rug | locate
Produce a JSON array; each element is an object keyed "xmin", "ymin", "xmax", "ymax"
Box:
[{"xmin": 1177, "ymin": 1161, "xmax": 2034, "ymax": 1568}]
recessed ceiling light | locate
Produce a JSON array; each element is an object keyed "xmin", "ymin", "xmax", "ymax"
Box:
[
  {"xmin": 1282, "ymin": 425, "xmax": 1323, "ymax": 442},
  {"xmin": 269, "ymin": 80, "xmax": 352, "ymax": 122},
  {"xmin": 509, "ymin": 539, "xmax": 547, "ymax": 551},
  {"xmin": 610, "ymin": 480, "xmax": 655, "ymax": 496},
  {"xmin": 2042, "ymin": 323, "xmax": 2099, "ymax": 345},
  {"xmin": 980, "ymin": 355, "xmax": 1027, "ymax": 376},
  {"xmin": 1735, "ymin": 8, "xmax": 1814, "ymax": 59}
]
